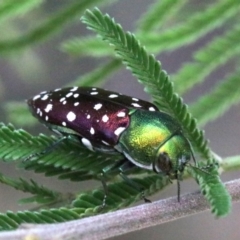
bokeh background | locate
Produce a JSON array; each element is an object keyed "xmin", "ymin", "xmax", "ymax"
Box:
[{"xmin": 0, "ymin": 0, "xmax": 240, "ymax": 239}]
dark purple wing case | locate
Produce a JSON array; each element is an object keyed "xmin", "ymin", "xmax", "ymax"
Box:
[{"xmin": 28, "ymin": 87, "xmax": 159, "ymax": 146}]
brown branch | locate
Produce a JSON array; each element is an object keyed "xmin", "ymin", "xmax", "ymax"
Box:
[{"xmin": 0, "ymin": 179, "xmax": 240, "ymax": 240}]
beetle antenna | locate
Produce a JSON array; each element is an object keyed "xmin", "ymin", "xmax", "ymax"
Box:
[
  {"xmin": 190, "ymin": 164, "xmax": 213, "ymax": 176},
  {"xmin": 183, "ymin": 135, "xmax": 215, "ymax": 177},
  {"xmin": 184, "ymin": 136, "xmax": 197, "ymax": 166}
]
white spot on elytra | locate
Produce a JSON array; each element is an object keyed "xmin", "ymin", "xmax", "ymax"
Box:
[
  {"xmin": 62, "ymin": 121, "xmax": 66, "ymax": 126},
  {"xmin": 41, "ymin": 94, "xmax": 48, "ymax": 100},
  {"xmin": 39, "ymin": 110, "xmax": 42, "ymax": 117},
  {"xmin": 37, "ymin": 108, "xmax": 41, "ymax": 115},
  {"xmin": 66, "ymin": 92, "xmax": 73, "ymax": 98},
  {"xmin": 131, "ymin": 103, "xmax": 141, "ymax": 108},
  {"xmin": 94, "ymin": 103, "xmax": 102, "ymax": 110},
  {"xmin": 114, "ymin": 127, "xmax": 126, "ymax": 136},
  {"xmin": 54, "ymin": 88, "xmax": 61, "ymax": 92},
  {"xmin": 87, "ymin": 114, "xmax": 91, "ymax": 119},
  {"xmin": 102, "ymin": 114, "xmax": 109, "ymax": 122},
  {"xmin": 117, "ymin": 112, "xmax": 126, "ymax": 117},
  {"xmin": 45, "ymin": 104, "xmax": 53, "ymax": 113},
  {"xmin": 33, "ymin": 95, "xmax": 40, "ymax": 100},
  {"xmin": 60, "ymin": 97, "xmax": 65, "ymax": 102},
  {"xmin": 96, "ymin": 119, "xmax": 99, "ymax": 122},
  {"xmin": 66, "ymin": 111, "xmax": 76, "ymax": 122},
  {"xmin": 74, "ymin": 102, "xmax": 79, "ymax": 106},
  {"xmin": 74, "ymin": 93, "xmax": 79, "ymax": 98},
  {"xmin": 81, "ymin": 138, "xmax": 93, "ymax": 151},
  {"xmin": 90, "ymin": 91, "xmax": 98, "ymax": 95},
  {"xmin": 109, "ymin": 94, "xmax": 118, "ymax": 98},
  {"xmin": 90, "ymin": 127, "xmax": 95, "ymax": 135},
  {"xmin": 92, "ymin": 87, "xmax": 97, "ymax": 90},
  {"xmin": 132, "ymin": 97, "xmax": 139, "ymax": 102},
  {"xmin": 40, "ymin": 91, "xmax": 47, "ymax": 94},
  {"xmin": 70, "ymin": 86, "xmax": 78, "ymax": 92},
  {"xmin": 63, "ymin": 100, "xmax": 67, "ymax": 105},
  {"xmin": 45, "ymin": 116, "xmax": 49, "ymax": 121},
  {"xmin": 149, "ymin": 107, "xmax": 156, "ymax": 111}
]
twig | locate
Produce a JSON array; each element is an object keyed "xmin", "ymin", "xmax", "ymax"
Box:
[{"xmin": 0, "ymin": 179, "xmax": 240, "ymax": 240}]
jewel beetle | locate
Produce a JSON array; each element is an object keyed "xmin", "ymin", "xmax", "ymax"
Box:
[{"xmin": 27, "ymin": 86, "xmax": 195, "ymax": 202}]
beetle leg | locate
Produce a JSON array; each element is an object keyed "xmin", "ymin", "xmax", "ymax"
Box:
[
  {"xmin": 100, "ymin": 159, "xmax": 129, "ymax": 208},
  {"xmin": 99, "ymin": 159, "xmax": 151, "ymax": 208},
  {"xmin": 119, "ymin": 161, "xmax": 151, "ymax": 203}
]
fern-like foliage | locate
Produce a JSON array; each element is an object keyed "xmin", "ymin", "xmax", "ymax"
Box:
[
  {"xmin": 61, "ymin": 36, "xmax": 112, "ymax": 57},
  {"xmin": 137, "ymin": 0, "xmax": 187, "ymax": 33},
  {"xmin": 0, "ymin": 0, "xmax": 43, "ymax": 22},
  {"xmin": 190, "ymin": 71, "xmax": 240, "ymax": 126},
  {"xmin": 0, "ymin": 174, "xmax": 61, "ymax": 205},
  {"xmin": 0, "ymin": 0, "xmax": 112, "ymax": 54},
  {"xmin": 0, "ymin": 122, "xmax": 147, "ymax": 183},
  {"xmin": 61, "ymin": 0, "xmax": 240, "ymax": 57},
  {"xmin": 4, "ymin": 102, "xmax": 37, "ymax": 128},
  {"xmin": 80, "ymin": 7, "xmax": 233, "ymax": 218},
  {"xmin": 174, "ymin": 24, "xmax": 240, "ymax": 95},
  {"xmin": 0, "ymin": 123, "xmax": 122, "ymax": 178},
  {"xmin": 0, "ymin": 175, "xmax": 169, "ymax": 230},
  {"xmin": 65, "ymin": 59, "xmax": 121, "ymax": 87},
  {"xmin": 81, "ymin": 8, "xmax": 211, "ymax": 160},
  {"xmin": 142, "ymin": 0, "xmax": 240, "ymax": 52},
  {"xmin": 188, "ymin": 161, "xmax": 231, "ymax": 217}
]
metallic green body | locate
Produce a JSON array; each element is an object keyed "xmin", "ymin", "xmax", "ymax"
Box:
[{"xmin": 117, "ymin": 109, "xmax": 191, "ymax": 177}]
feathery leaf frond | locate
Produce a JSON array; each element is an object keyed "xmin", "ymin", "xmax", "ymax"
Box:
[
  {"xmin": 190, "ymin": 71, "xmax": 240, "ymax": 126},
  {"xmin": 65, "ymin": 59, "xmax": 121, "ymax": 87},
  {"xmin": 137, "ymin": 0, "xmax": 187, "ymax": 33},
  {"xmin": 141, "ymin": 0, "xmax": 240, "ymax": 52},
  {"xmin": 0, "ymin": 175, "xmax": 169, "ymax": 230},
  {"xmin": 0, "ymin": 0, "xmax": 112, "ymax": 54},
  {"xmin": 0, "ymin": 123, "xmax": 122, "ymax": 179},
  {"xmin": 4, "ymin": 102, "xmax": 37, "ymax": 127},
  {"xmin": 0, "ymin": 174, "xmax": 61, "ymax": 205},
  {"xmin": 61, "ymin": 36, "xmax": 112, "ymax": 57},
  {"xmin": 81, "ymin": 8, "xmax": 211, "ymax": 160},
  {"xmin": 62, "ymin": 0, "xmax": 240, "ymax": 59},
  {"xmin": 174, "ymin": 25, "xmax": 240, "ymax": 95},
  {"xmin": 188, "ymin": 161, "xmax": 231, "ymax": 217},
  {"xmin": 0, "ymin": 0, "xmax": 43, "ymax": 23}
]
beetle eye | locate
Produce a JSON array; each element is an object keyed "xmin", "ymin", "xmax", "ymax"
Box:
[{"xmin": 153, "ymin": 152, "xmax": 172, "ymax": 174}]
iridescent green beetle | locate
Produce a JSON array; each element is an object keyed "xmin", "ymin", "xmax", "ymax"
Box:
[{"xmin": 28, "ymin": 86, "xmax": 195, "ymax": 201}]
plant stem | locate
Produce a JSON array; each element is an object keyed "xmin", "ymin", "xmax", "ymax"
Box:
[
  {"xmin": 221, "ymin": 156, "xmax": 240, "ymax": 172},
  {"xmin": 0, "ymin": 179, "xmax": 239, "ymax": 240}
]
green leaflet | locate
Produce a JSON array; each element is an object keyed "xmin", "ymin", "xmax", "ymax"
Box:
[{"xmin": 188, "ymin": 161, "xmax": 231, "ymax": 217}]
